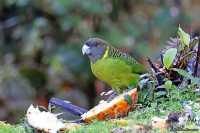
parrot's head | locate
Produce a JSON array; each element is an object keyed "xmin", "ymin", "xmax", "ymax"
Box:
[{"xmin": 82, "ymin": 38, "xmax": 109, "ymax": 63}]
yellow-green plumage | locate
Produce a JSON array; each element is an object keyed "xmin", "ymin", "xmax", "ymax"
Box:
[
  {"xmin": 93, "ymin": 45, "xmax": 147, "ymax": 93},
  {"xmin": 82, "ymin": 38, "xmax": 148, "ymax": 94}
]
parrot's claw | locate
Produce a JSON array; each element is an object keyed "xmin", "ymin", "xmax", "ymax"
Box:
[
  {"xmin": 126, "ymin": 87, "xmax": 133, "ymax": 92},
  {"xmin": 107, "ymin": 91, "xmax": 118, "ymax": 103}
]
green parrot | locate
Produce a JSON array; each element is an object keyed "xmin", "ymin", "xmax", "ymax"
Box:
[{"xmin": 82, "ymin": 38, "xmax": 148, "ymax": 102}]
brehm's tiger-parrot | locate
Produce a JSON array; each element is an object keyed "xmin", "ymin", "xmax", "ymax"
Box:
[{"xmin": 82, "ymin": 38, "xmax": 148, "ymax": 102}]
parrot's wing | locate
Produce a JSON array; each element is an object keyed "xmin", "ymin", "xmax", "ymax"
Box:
[{"xmin": 115, "ymin": 53, "xmax": 148, "ymax": 74}]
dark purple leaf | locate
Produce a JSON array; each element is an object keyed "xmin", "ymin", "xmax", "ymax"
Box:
[{"xmin": 166, "ymin": 41, "xmax": 176, "ymax": 46}]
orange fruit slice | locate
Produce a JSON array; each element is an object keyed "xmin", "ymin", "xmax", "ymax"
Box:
[{"xmin": 81, "ymin": 88, "xmax": 138, "ymax": 123}]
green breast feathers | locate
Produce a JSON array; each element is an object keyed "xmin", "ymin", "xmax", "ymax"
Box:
[{"xmin": 90, "ymin": 46, "xmax": 147, "ymax": 92}]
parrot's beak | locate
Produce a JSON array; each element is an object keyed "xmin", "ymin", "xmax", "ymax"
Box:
[{"xmin": 82, "ymin": 44, "xmax": 91, "ymax": 55}]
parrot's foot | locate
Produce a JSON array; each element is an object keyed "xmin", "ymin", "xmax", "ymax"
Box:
[
  {"xmin": 107, "ymin": 91, "xmax": 118, "ymax": 103},
  {"xmin": 126, "ymin": 87, "xmax": 133, "ymax": 92}
]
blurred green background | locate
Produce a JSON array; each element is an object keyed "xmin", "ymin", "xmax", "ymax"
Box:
[{"xmin": 0, "ymin": 0, "xmax": 200, "ymax": 124}]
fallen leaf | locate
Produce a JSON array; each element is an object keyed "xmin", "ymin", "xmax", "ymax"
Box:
[
  {"xmin": 112, "ymin": 119, "xmax": 132, "ymax": 126},
  {"xmin": 61, "ymin": 123, "xmax": 81, "ymax": 131},
  {"xmin": 133, "ymin": 125, "xmax": 144, "ymax": 130}
]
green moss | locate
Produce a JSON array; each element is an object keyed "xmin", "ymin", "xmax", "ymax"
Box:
[
  {"xmin": 0, "ymin": 123, "xmax": 26, "ymax": 133},
  {"xmin": 2, "ymin": 87, "xmax": 200, "ymax": 133}
]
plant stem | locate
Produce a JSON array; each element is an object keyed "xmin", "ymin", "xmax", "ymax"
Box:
[{"xmin": 152, "ymin": 76, "xmax": 155, "ymax": 102}]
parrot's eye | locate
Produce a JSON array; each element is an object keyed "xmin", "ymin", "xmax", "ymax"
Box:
[{"xmin": 94, "ymin": 43, "xmax": 98, "ymax": 46}]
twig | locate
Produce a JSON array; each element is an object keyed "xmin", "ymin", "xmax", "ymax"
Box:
[
  {"xmin": 146, "ymin": 57, "xmax": 163, "ymax": 86},
  {"xmin": 49, "ymin": 98, "xmax": 88, "ymax": 117},
  {"xmin": 160, "ymin": 54, "xmax": 164, "ymax": 65},
  {"xmin": 191, "ymin": 28, "xmax": 194, "ymax": 39},
  {"xmin": 194, "ymin": 36, "xmax": 200, "ymax": 77}
]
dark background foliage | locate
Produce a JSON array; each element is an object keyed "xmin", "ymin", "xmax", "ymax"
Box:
[{"xmin": 0, "ymin": 0, "xmax": 199, "ymax": 124}]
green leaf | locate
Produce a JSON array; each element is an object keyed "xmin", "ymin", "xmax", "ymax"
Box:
[
  {"xmin": 38, "ymin": 106, "xmax": 48, "ymax": 111},
  {"xmin": 163, "ymin": 48, "xmax": 177, "ymax": 69},
  {"xmin": 156, "ymin": 91, "xmax": 167, "ymax": 96},
  {"xmin": 138, "ymin": 78, "xmax": 149, "ymax": 88},
  {"xmin": 157, "ymin": 85, "xmax": 165, "ymax": 89},
  {"xmin": 20, "ymin": 118, "xmax": 25, "ymax": 122},
  {"xmin": 172, "ymin": 68, "xmax": 200, "ymax": 85},
  {"xmin": 180, "ymin": 41, "xmax": 183, "ymax": 50},
  {"xmin": 146, "ymin": 82, "xmax": 153, "ymax": 89},
  {"xmin": 187, "ymin": 85, "xmax": 191, "ymax": 88},
  {"xmin": 55, "ymin": 112, "xmax": 65, "ymax": 117},
  {"xmin": 171, "ymin": 85, "xmax": 178, "ymax": 90},
  {"xmin": 48, "ymin": 103, "xmax": 51, "ymax": 113},
  {"xmin": 195, "ymin": 93, "xmax": 200, "ymax": 96},
  {"xmin": 163, "ymin": 84, "xmax": 170, "ymax": 90},
  {"xmin": 63, "ymin": 120, "xmax": 70, "ymax": 123},
  {"xmin": 156, "ymin": 97, "xmax": 164, "ymax": 102},
  {"xmin": 170, "ymin": 90, "xmax": 178, "ymax": 94},
  {"xmin": 155, "ymin": 72, "xmax": 162, "ymax": 76},
  {"xmin": 171, "ymin": 68, "xmax": 193, "ymax": 80},
  {"xmin": 165, "ymin": 80, "xmax": 172, "ymax": 85},
  {"xmin": 124, "ymin": 94, "xmax": 132, "ymax": 106},
  {"xmin": 180, "ymin": 87, "xmax": 189, "ymax": 92},
  {"xmin": 178, "ymin": 26, "xmax": 190, "ymax": 46},
  {"xmin": 51, "ymin": 106, "xmax": 56, "ymax": 112},
  {"xmin": 142, "ymin": 88, "xmax": 150, "ymax": 100},
  {"xmin": 193, "ymin": 77, "xmax": 199, "ymax": 85},
  {"xmin": 139, "ymin": 73, "xmax": 151, "ymax": 79},
  {"xmin": 138, "ymin": 90, "xmax": 143, "ymax": 102},
  {"xmin": 24, "ymin": 109, "xmax": 28, "ymax": 115},
  {"xmin": 163, "ymin": 80, "xmax": 172, "ymax": 89}
]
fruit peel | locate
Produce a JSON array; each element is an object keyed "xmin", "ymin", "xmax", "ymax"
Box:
[{"xmin": 81, "ymin": 89, "xmax": 138, "ymax": 123}]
